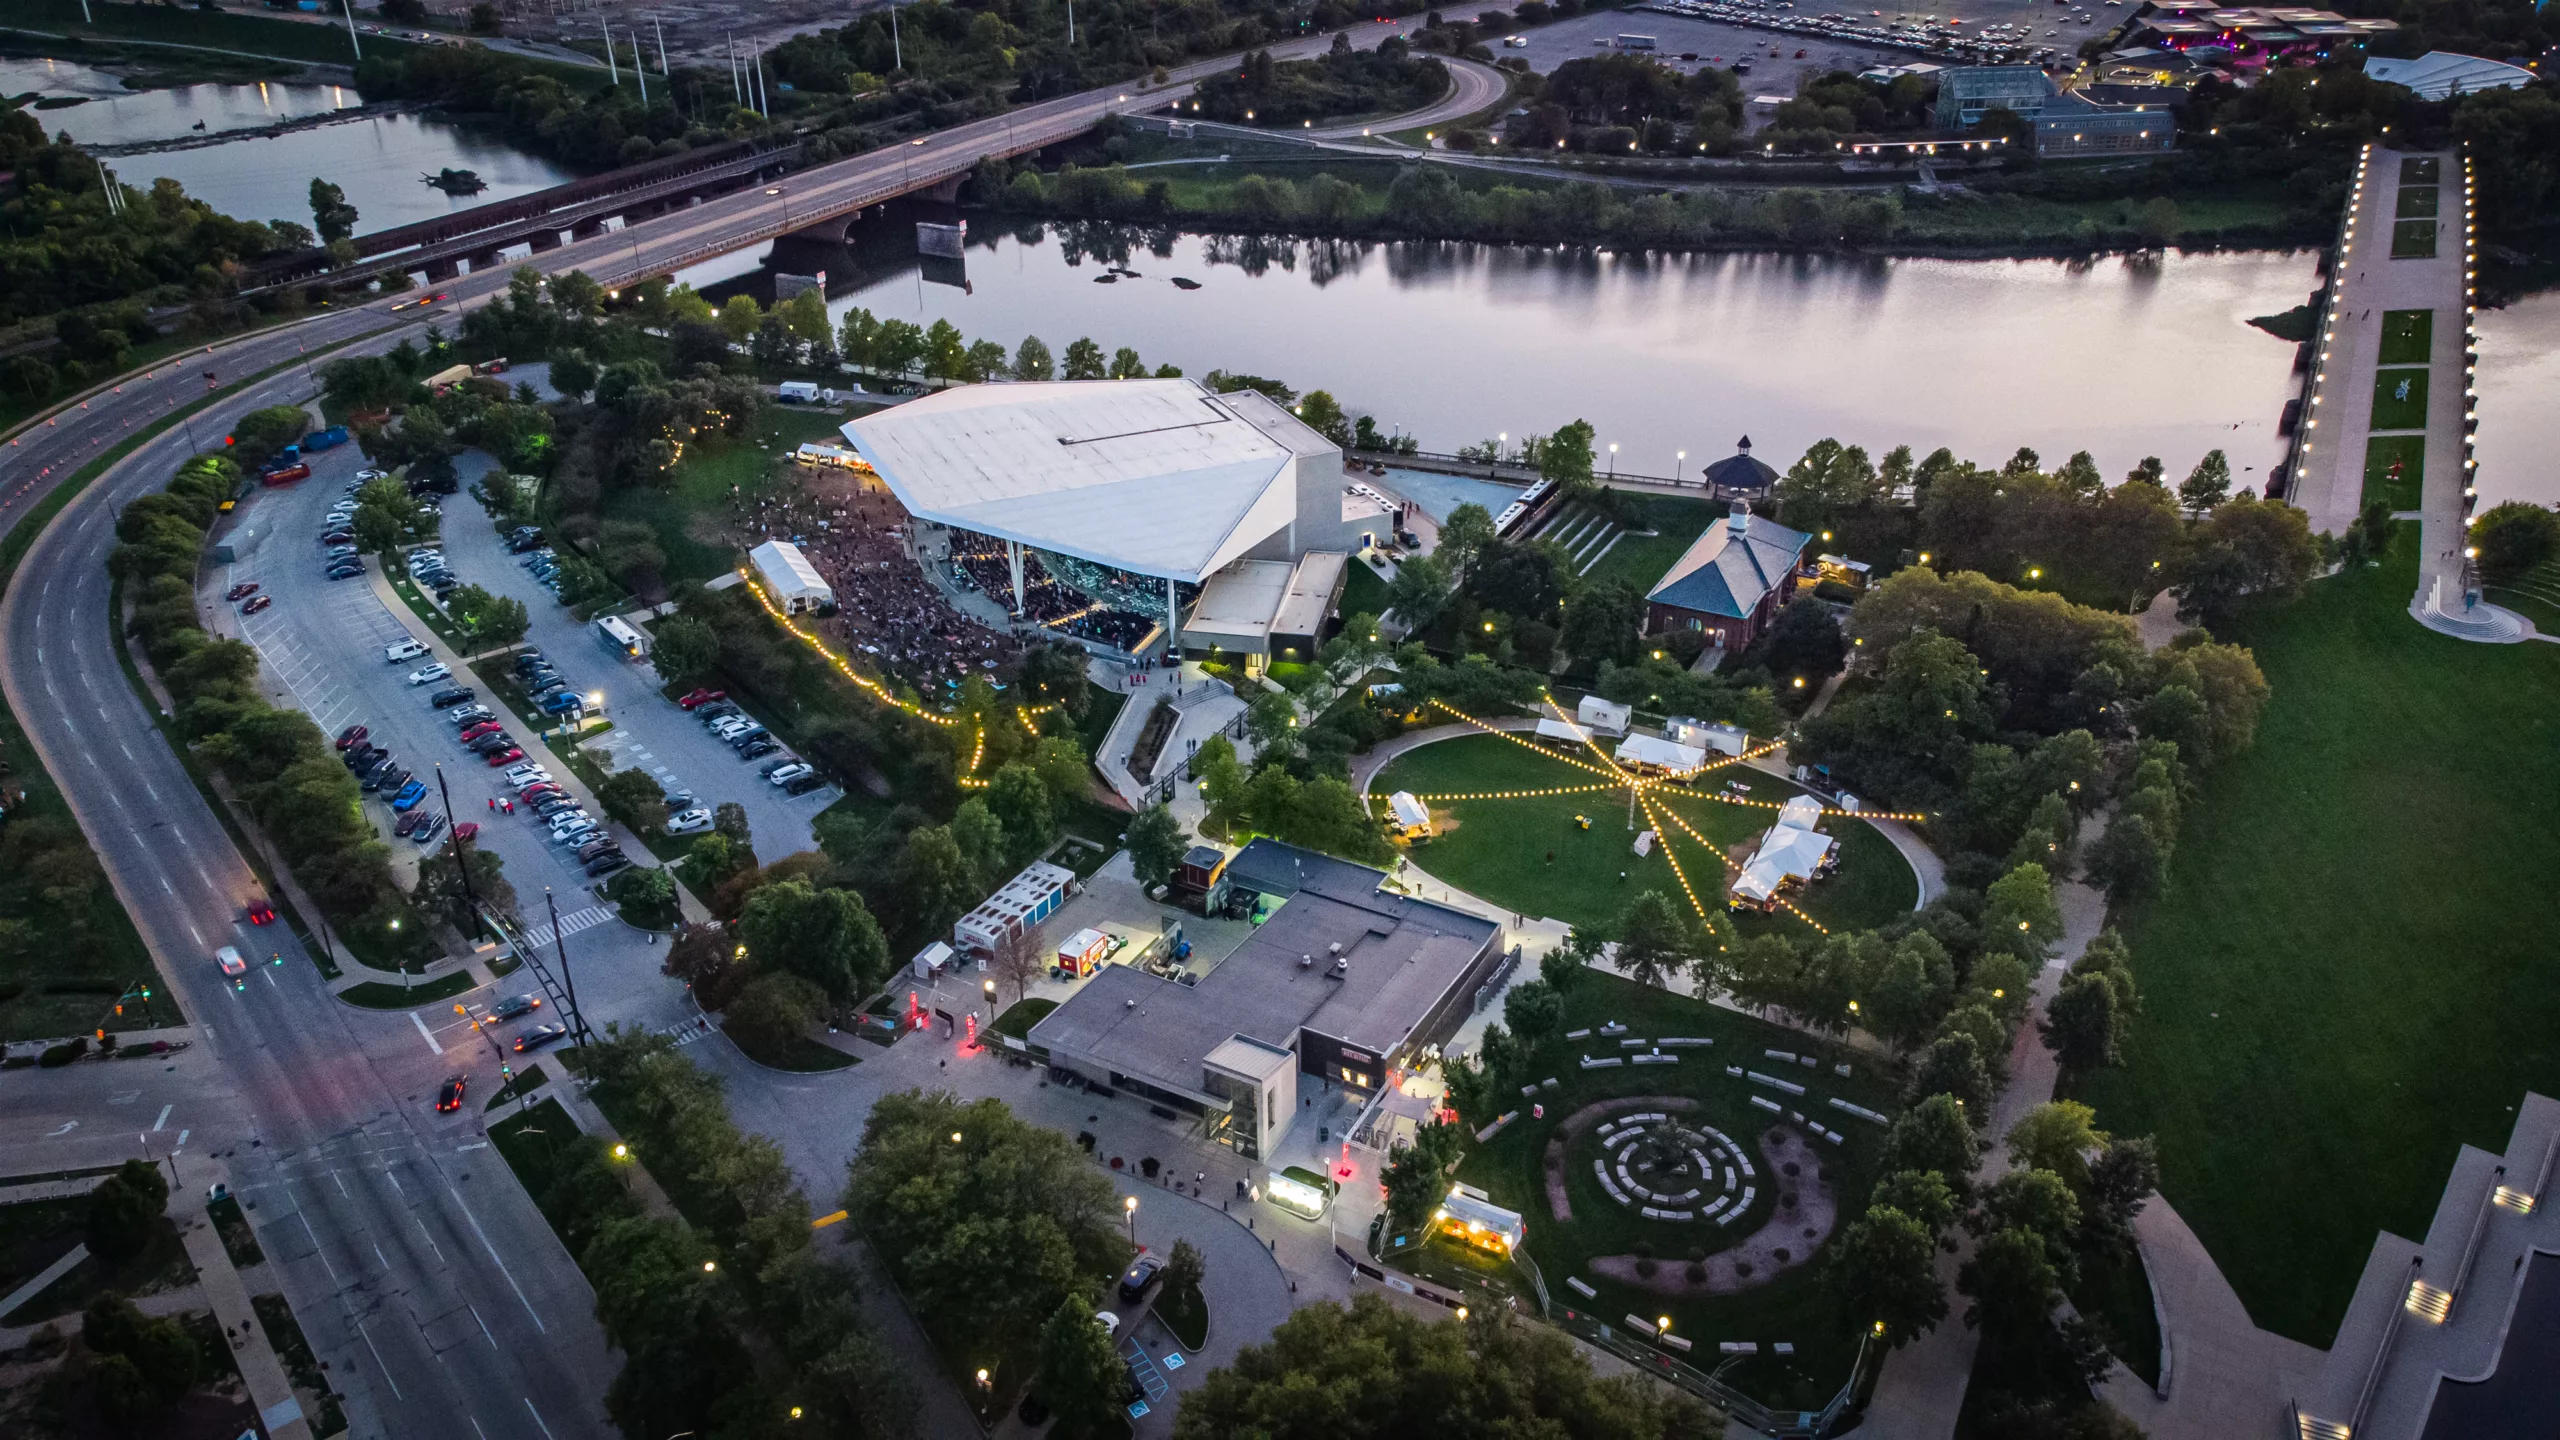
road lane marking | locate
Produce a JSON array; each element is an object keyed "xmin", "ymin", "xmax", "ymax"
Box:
[
  {"xmin": 523, "ymin": 1398, "xmax": 556, "ymax": 1440},
  {"xmin": 469, "ymin": 1302, "xmax": 497, "ymax": 1349},
  {"xmin": 175, "ymin": 1129, "xmax": 188, "ymax": 1148},
  {"xmin": 455, "ymin": 1141, "xmax": 487, "ymax": 1151},
  {"xmin": 334, "ymin": 1170, "xmax": 349, "ymax": 1198},
  {"xmin": 153, "ymin": 1104, "xmax": 171, "ymax": 1132},
  {"xmin": 412, "ymin": 1212, "xmax": 444, "ymax": 1265},
  {"xmin": 355, "ymin": 1318, "xmax": 401, "ymax": 1399},
  {"xmin": 373, "ymin": 1241, "xmax": 389, "ymax": 1272},
  {"xmin": 296, "ymin": 1209, "xmax": 340, "ymax": 1284},
  {"xmin": 446, "ymin": 1186, "xmax": 547, "ymax": 1333},
  {"xmin": 411, "ymin": 1011, "xmax": 443, "ymax": 1055}
]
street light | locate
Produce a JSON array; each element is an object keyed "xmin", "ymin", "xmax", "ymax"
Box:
[{"xmin": 1124, "ymin": 1194, "xmax": 1138, "ymax": 1241}]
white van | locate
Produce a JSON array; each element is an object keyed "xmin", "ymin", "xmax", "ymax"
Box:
[
  {"xmin": 385, "ymin": 639, "xmax": 428, "ymax": 663},
  {"xmin": 776, "ymin": 380, "xmax": 820, "ymax": 404}
]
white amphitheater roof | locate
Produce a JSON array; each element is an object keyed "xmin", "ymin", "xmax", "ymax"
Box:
[
  {"xmin": 2363, "ymin": 52, "xmax": 2535, "ymax": 100},
  {"xmin": 841, "ymin": 379, "xmax": 1324, "ymax": 584}
]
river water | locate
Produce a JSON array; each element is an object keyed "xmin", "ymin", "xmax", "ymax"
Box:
[
  {"xmin": 5, "ymin": 56, "xmax": 575, "ymax": 235},
  {"xmin": 782, "ymin": 226, "xmax": 2317, "ymax": 496}
]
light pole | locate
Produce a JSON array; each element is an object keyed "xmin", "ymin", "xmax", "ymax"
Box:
[
  {"xmin": 1675, "ymin": 450, "xmax": 1686, "ymax": 486},
  {"xmin": 1608, "ymin": 442, "xmax": 1618, "ymax": 478},
  {"xmin": 1124, "ymin": 1193, "xmax": 1138, "ymax": 1242}
]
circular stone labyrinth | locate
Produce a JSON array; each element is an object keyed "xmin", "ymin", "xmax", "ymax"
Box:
[{"xmin": 1588, "ymin": 1110, "xmax": 1757, "ymax": 1226}]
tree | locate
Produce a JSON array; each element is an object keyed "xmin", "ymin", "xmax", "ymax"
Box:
[
  {"xmin": 1862, "ymin": 932, "xmax": 1952, "ymax": 1053},
  {"xmin": 1981, "ymin": 863, "xmax": 2061, "ymax": 965},
  {"xmin": 309, "ymin": 176, "xmax": 358, "ymax": 244},
  {"xmin": 1061, "ymin": 337, "xmax": 1106, "ymax": 380},
  {"xmin": 1540, "ymin": 418, "xmax": 1597, "ymax": 498},
  {"xmin": 1161, "ymin": 1237, "xmax": 1205, "ymax": 1306},
  {"xmin": 83, "ymin": 1293, "xmax": 198, "ymax": 1421},
  {"xmin": 448, "ymin": 584, "xmax": 528, "ymax": 650},
  {"xmin": 1559, "ymin": 577, "xmax": 1647, "ymax": 668},
  {"xmin": 1828, "ymin": 1205, "xmax": 1946, "ymax": 1347},
  {"xmin": 736, "ymin": 878, "xmax": 889, "ymax": 1003},
  {"xmin": 2043, "ymin": 971, "xmax": 2124, "ymax": 1073},
  {"xmin": 895, "ymin": 826, "xmax": 979, "ymax": 939},
  {"xmin": 2125, "ymin": 455, "xmax": 2166, "ymax": 488},
  {"xmin": 2084, "ymin": 1136, "xmax": 2162, "ymax": 1246},
  {"xmin": 2083, "ymin": 811, "xmax": 2168, "ymax": 909},
  {"xmin": 84, "ymin": 1159, "xmax": 168, "ymax": 1263},
  {"xmin": 2469, "ymin": 501, "xmax": 2560, "ymax": 583},
  {"xmin": 1906, "ymin": 1033, "xmax": 1993, "ymax": 1114},
  {"xmin": 1435, "ymin": 502, "xmax": 1497, "ymax": 573},
  {"xmin": 1869, "ymin": 1168, "xmax": 1960, "ymax": 1234},
  {"xmin": 987, "ymin": 924, "xmax": 1046, "ymax": 1007},
  {"xmin": 1503, "ymin": 978, "xmax": 1563, "ymax": 1052},
  {"xmin": 1610, "ymin": 890, "xmax": 1690, "ymax": 989},
  {"xmin": 1540, "ymin": 928, "xmax": 1601, "ymax": 993},
  {"xmin": 2005, "ymin": 1101, "xmax": 2107, "ymax": 1190},
  {"xmin": 1380, "ymin": 1118, "xmax": 1464, "ymax": 1237},
  {"xmin": 1751, "ymin": 595, "xmax": 1848, "ymax": 688},
  {"xmin": 1775, "ymin": 437, "xmax": 1879, "ymax": 532},
  {"xmin": 1295, "ymin": 390, "xmax": 1353, "ymax": 448},
  {"xmin": 229, "ymin": 404, "xmax": 310, "ymax": 462},
  {"xmin": 597, "ymin": 766, "xmax": 670, "ymax": 835},
  {"xmin": 723, "ymin": 970, "xmax": 828, "ymax": 1057},
  {"xmin": 1174, "ymin": 1293, "xmax": 1716, "ymax": 1439},
  {"xmin": 1013, "ymin": 335, "xmax": 1055, "ymax": 382},
  {"xmin": 986, "ymin": 761, "xmax": 1056, "ymax": 864},
  {"xmin": 651, "ymin": 614, "xmax": 719, "ymax": 684},
  {"xmin": 1037, "ymin": 1292, "xmax": 1128, "ymax": 1426},
  {"xmin": 1881, "ymin": 1094, "xmax": 1981, "ymax": 1196},
  {"xmin": 1125, "ymin": 805, "xmax": 1188, "ymax": 889},
  {"xmin": 2177, "ymin": 449, "xmax": 2231, "ymax": 517},
  {"xmin": 2178, "ymin": 494, "xmax": 2315, "ymax": 625},
  {"xmin": 604, "ymin": 864, "xmax": 677, "ymax": 930},
  {"xmin": 1383, "ymin": 551, "xmax": 1453, "ymax": 633},
  {"xmin": 1958, "ymin": 1226, "xmax": 2061, "ymax": 1337},
  {"xmin": 1109, "ymin": 345, "xmax": 1147, "ymax": 380}
]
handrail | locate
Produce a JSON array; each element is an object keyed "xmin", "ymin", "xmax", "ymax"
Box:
[
  {"xmin": 2446, "ymin": 1163, "xmax": 2507, "ymax": 1321},
  {"xmin": 2348, "ymin": 1255, "xmax": 2421, "ymax": 1435}
]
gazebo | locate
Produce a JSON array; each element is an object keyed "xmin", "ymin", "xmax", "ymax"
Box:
[{"xmin": 1702, "ymin": 436, "xmax": 1779, "ymax": 495}]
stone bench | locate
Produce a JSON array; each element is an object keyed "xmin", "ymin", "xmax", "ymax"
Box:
[
  {"xmin": 1739, "ymin": 1185, "xmax": 1756, "ymax": 1209},
  {"xmin": 1625, "ymin": 1314, "xmax": 1658, "ymax": 1336},
  {"xmin": 1746, "ymin": 1070, "xmax": 1808, "ymax": 1096},
  {"xmin": 1737, "ymin": 1156, "xmax": 1756, "ymax": 1179},
  {"xmin": 1599, "ymin": 1022, "xmax": 1628, "ymax": 1036},
  {"xmin": 1765, "ymin": 1049, "xmax": 1796, "ymax": 1063},
  {"xmin": 1716, "ymin": 1206, "xmax": 1744, "ymax": 1226},
  {"xmin": 1828, "ymin": 1097, "xmax": 1890, "ymax": 1125},
  {"xmin": 1723, "ymin": 1167, "xmax": 1737, "ymax": 1189},
  {"xmin": 1476, "ymin": 1110, "xmax": 1517, "ymax": 1141},
  {"xmin": 1630, "ymin": 1054, "xmax": 1678, "ymax": 1066},
  {"xmin": 1832, "ymin": 1062, "xmax": 1852, "ymax": 1077},
  {"xmin": 1657, "ymin": 1037, "xmax": 1712, "ymax": 1048},
  {"xmin": 1565, "ymin": 1028, "xmax": 1592, "ymax": 1040},
  {"xmin": 1661, "ymin": 1332, "xmax": 1693, "ymax": 1352},
  {"xmin": 1725, "ymin": 1065, "xmax": 1745, "ymax": 1078},
  {"xmin": 1579, "ymin": 1056, "xmax": 1624, "ymax": 1070},
  {"xmin": 1567, "ymin": 1276, "xmax": 1597, "ymax": 1299},
  {"xmin": 1751, "ymin": 1095, "xmax": 1782, "ymax": 1114},
  {"xmin": 1701, "ymin": 1194, "xmax": 1729, "ymax": 1215},
  {"xmin": 1719, "ymin": 1341, "xmax": 1758, "ymax": 1355},
  {"xmin": 1541, "ymin": 1077, "xmax": 1559, "ymax": 1090},
  {"xmin": 1520, "ymin": 1083, "xmax": 1541, "ymax": 1097},
  {"xmin": 1820, "ymin": 1128, "xmax": 1844, "ymax": 1145},
  {"xmin": 1619, "ymin": 1037, "xmax": 1649, "ymax": 1049}
]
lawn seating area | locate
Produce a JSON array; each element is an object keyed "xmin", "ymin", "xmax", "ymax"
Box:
[
  {"xmin": 2074, "ymin": 531, "xmax": 2560, "ymax": 1344},
  {"xmin": 1370, "ymin": 732, "xmax": 1916, "ymax": 933}
]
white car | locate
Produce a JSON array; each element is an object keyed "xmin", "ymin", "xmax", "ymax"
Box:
[
  {"xmin": 765, "ymin": 763, "xmax": 814, "ymax": 787},
  {"xmin": 355, "ymin": 468, "xmax": 386, "ymax": 482},
  {"xmin": 506, "ymin": 765, "xmax": 552, "ymax": 786},
  {"xmin": 552, "ymin": 823, "xmax": 598, "ymax": 845},
  {"xmin": 665, "ymin": 806, "xmax": 713, "ymax": 835},
  {"xmin": 385, "ymin": 640, "xmax": 428, "ymax": 663},
  {"xmin": 406, "ymin": 663, "xmax": 451, "ymax": 686},
  {"xmin": 710, "ymin": 716, "xmax": 754, "ymax": 738},
  {"xmin": 216, "ymin": 945, "xmax": 247, "ymax": 977},
  {"xmin": 1095, "ymin": 1310, "xmax": 1121, "ymax": 1339}
]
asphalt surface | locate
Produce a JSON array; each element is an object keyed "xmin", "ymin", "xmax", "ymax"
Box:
[{"xmin": 0, "ymin": 21, "xmax": 1477, "ymax": 1435}]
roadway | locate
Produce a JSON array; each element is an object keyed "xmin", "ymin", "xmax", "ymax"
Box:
[{"xmin": 0, "ymin": 19, "xmax": 1459, "ymax": 1435}]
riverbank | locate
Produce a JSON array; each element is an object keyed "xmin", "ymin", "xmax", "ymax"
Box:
[{"xmin": 0, "ymin": 31, "xmax": 311, "ymax": 89}]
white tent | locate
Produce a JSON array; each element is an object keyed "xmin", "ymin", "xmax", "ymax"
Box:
[
  {"xmin": 750, "ymin": 539, "xmax": 835, "ymax": 614},
  {"xmin": 1577, "ymin": 695, "xmax": 1632, "ymax": 737},
  {"xmin": 1388, "ymin": 791, "xmax": 1433, "ymax": 837},
  {"xmin": 1776, "ymin": 794, "xmax": 1825, "ymax": 831},
  {"xmin": 1432, "ymin": 1184, "xmax": 1526, "ymax": 1252},
  {"xmin": 1536, "ymin": 717, "xmax": 1591, "ymax": 745},
  {"xmin": 1615, "ymin": 734, "xmax": 1708, "ymax": 775},
  {"xmin": 1733, "ymin": 825, "xmax": 1837, "ymax": 905}
]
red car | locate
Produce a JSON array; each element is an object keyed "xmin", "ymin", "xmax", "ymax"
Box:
[
  {"xmin": 460, "ymin": 720, "xmax": 504, "ymax": 741},
  {"xmin": 677, "ymin": 688, "xmax": 727, "ymax": 710},
  {"xmin": 486, "ymin": 747, "xmax": 524, "ymax": 767},
  {"xmin": 225, "ymin": 582, "xmax": 260, "ymax": 601},
  {"xmin": 436, "ymin": 1073, "xmax": 467, "ymax": 1112},
  {"xmin": 241, "ymin": 594, "xmax": 273, "ymax": 616},
  {"xmin": 246, "ymin": 898, "xmax": 275, "ymax": 925},
  {"xmin": 452, "ymin": 822, "xmax": 480, "ymax": 843},
  {"xmin": 335, "ymin": 724, "xmax": 369, "ymax": 751}
]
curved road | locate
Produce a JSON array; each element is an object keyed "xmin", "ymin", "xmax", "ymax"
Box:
[
  {"xmin": 0, "ymin": 19, "xmax": 1472, "ymax": 1438},
  {"xmin": 1307, "ymin": 56, "xmax": 1511, "ymax": 139}
]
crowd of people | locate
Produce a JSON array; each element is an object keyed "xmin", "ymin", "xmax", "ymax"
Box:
[
  {"xmin": 948, "ymin": 533, "xmax": 1157, "ymax": 652},
  {"xmin": 734, "ymin": 467, "xmax": 1020, "ymax": 698}
]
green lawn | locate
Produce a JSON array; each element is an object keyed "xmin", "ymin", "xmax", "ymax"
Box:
[
  {"xmin": 2484, "ymin": 558, "xmax": 2560, "ymax": 635},
  {"xmin": 2368, "ymin": 367, "xmax": 2430, "ymax": 431},
  {"xmin": 1372, "ymin": 733, "xmax": 1917, "ymax": 933},
  {"xmin": 0, "ymin": 1211, "xmax": 195, "ymax": 1324},
  {"xmin": 990, "ymin": 996, "xmax": 1057, "ymax": 1041},
  {"xmin": 2377, "ymin": 309, "xmax": 2433, "ymax": 366},
  {"xmin": 2391, "ymin": 219, "xmax": 2437, "ymax": 258},
  {"xmin": 601, "ymin": 406, "xmax": 845, "ymax": 588},
  {"xmin": 1449, "ymin": 971, "xmax": 1901, "ymax": 1411},
  {"xmin": 2399, "ymin": 155, "xmax": 2440, "ymax": 185},
  {"xmin": 2361, "ymin": 435, "xmax": 2425, "ymax": 513},
  {"xmin": 1340, "ymin": 557, "xmax": 1390, "ymax": 621},
  {"xmin": 1580, "ymin": 493, "xmax": 1723, "ymax": 594},
  {"xmin": 2393, "ymin": 185, "xmax": 2438, "ymax": 219},
  {"xmin": 2071, "ymin": 530, "xmax": 2560, "ymax": 1346}
]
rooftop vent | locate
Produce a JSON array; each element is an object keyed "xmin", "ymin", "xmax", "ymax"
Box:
[
  {"xmin": 1329, "ymin": 942, "xmax": 1344, "ymax": 956},
  {"xmin": 1300, "ymin": 953, "xmax": 1314, "ymax": 969},
  {"xmin": 1328, "ymin": 956, "xmax": 1349, "ymax": 979}
]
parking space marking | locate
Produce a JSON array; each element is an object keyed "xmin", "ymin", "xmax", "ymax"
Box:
[{"xmin": 1121, "ymin": 1339, "xmax": 1169, "ymax": 1407}]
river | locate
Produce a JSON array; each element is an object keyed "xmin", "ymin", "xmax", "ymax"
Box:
[
  {"xmin": 691, "ymin": 223, "xmax": 2321, "ymax": 497},
  {"xmin": 4, "ymin": 56, "xmax": 575, "ymax": 235}
]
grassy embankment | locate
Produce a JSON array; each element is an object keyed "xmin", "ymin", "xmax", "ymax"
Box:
[{"xmin": 2073, "ymin": 528, "xmax": 2560, "ymax": 1345}]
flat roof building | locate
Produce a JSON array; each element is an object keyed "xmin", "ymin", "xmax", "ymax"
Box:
[
  {"xmin": 1029, "ymin": 839, "xmax": 1505, "ymax": 1160},
  {"xmin": 1935, "ymin": 66, "xmax": 2057, "ymax": 128}
]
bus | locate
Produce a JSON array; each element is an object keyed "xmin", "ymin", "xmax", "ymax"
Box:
[{"xmin": 592, "ymin": 614, "xmax": 649, "ymax": 662}]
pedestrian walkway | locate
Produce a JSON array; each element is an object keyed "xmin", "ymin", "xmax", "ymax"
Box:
[{"xmin": 520, "ymin": 903, "xmax": 614, "ymax": 949}]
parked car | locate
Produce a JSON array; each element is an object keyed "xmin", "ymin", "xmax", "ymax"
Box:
[
  {"xmin": 485, "ymin": 747, "xmax": 524, "ymax": 767},
  {"xmin": 1118, "ymin": 1254, "xmax": 1164, "ymax": 1303},
  {"xmin": 334, "ymin": 724, "xmax": 368, "ymax": 751},
  {"xmin": 452, "ymin": 821, "xmax": 479, "ymax": 843},
  {"xmin": 225, "ymin": 582, "xmax": 260, "ymax": 601},
  {"xmin": 391, "ymin": 780, "xmax": 429, "ymax": 811},
  {"xmin": 783, "ymin": 771, "xmax": 828, "ymax": 796},
  {"xmin": 394, "ymin": 809, "xmax": 427, "ymax": 837},
  {"xmin": 326, "ymin": 563, "xmax": 364, "ymax": 581},
  {"xmin": 765, "ymin": 763, "xmax": 815, "ymax": 787},
  {"xmin": 665, "ymin": 807, "xmax": 714, "ymax": 835},
  {"xmin": 506, "ymin": 763, "xmax": 550, "ymax": 783},
  {"xmin": 412, "ymin": 812, "xmax": 447, "ymax": 844},
  {"xmin": 429, "ymin": 687, "xmax": 475, "ymax": 709},
  {"xmin": 386, "ymin": 640, "xmax": 428, "ymax": 663},
  {"xmin": 240, "ymin": 595, "xmax": 274, "ymax": 616},
  {"xmin": 737, "ymin": 738, "xmax": 779, "ymax": 760},
  {"xmin": 678, "ymin": 688, "xmax": 728, "ymax": 710},
  {"xmin": 407, "ymin": 663, "xmax": 452, "ymax": 686}
]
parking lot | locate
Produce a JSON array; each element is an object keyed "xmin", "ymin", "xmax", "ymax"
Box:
[
  {"xmin": 439, "ymin": 451, "xmax": 841, "ymax": 864},
  {"xmin": 210, "ymin": 428, "xmax": 646, "ymax": 899}
]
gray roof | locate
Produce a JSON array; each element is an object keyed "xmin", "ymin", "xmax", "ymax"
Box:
[
  {"xmin": 1029, "ymin": 841, "xmax": 1499, "ymax": 1100},
  {"xmin": 1646, "ymin": 512, "xmax": 1813, "ymax": 620}
]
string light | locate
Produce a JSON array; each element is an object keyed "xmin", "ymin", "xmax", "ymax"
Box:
[{"xmin": 743, "ymin": 575, "xmax": 955, "ymax": 726}]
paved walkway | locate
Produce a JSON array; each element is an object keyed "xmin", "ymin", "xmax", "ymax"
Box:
[{"xmin": 2097, "ymin": 1197, "xmax": 2324, "ymax": 1439}]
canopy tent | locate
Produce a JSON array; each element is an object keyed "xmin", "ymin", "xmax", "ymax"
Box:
[
  {"xmin": 1387, "ymin": 791, "xmax": 1433, "ymax": 837},
  {"xmin": 1776, "ymin": 794, "xmax": 1825, "ymax": 831},
  {"xmin": 1615, "ymin": 734, "xmax": 1708, "ymax": 775},
  {"xmin": 1535, "ymin": 717, "xmax": 1592, "ymax": 745},
  {"xmin": 750, "ymin": 539, "xmax": 835, "ymax": 614},
  {"xmin": 1732, "ymin": 822, "xmax": 1838, "ymax": 906},
  {"xmin": 1432, "ymin": 1184, "xmax": 1526, "ymax": 1253}
]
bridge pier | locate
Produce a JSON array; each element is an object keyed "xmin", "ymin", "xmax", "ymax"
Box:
[
  {"xmin": 465, "ymin": 248, "xmax": 505, "ymax": 273},
  {"xmin": 569, "ymin": 216, "xmax": 614, "ymax": 242},
  {"xmin": 423, "ymin": 256, "xmax": 462, "ymax": 282},
  {"xmin": 928, "ymin": 175, "xmax": 966, "ymax": 205},
  {"xmin": 527, "ymin": 229, "xmax": 562, "ymax": 254}
]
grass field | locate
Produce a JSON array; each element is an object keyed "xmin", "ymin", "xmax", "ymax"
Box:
[
  {"xmin": 2377, "ymin": 309, "xmax": 2433, "ymax": 366},
  {"xmin": 2399, "ymin": 155, "xmax": 2440, "ymax": 185},
  {"xmin": 1340, "ymin": 556, "xmax": 1390, "ymax": 621},
  {"xmin": 1580, "ymin": 492, "xmax": 1722, "ymax": 594},
  {"xmin": 603, "ymin": 406, "xmax": 846, "ymax": 587},
  {"xmin": 2361, "ymin": 434, "xmax": 2424, "ymax": 513},
  {"xmin": 2368, "ymin": 367, "xmax": 2430, "ymax": 431},
  {"xmin": 1448, "ymin": 971, "xmax": 1900, "ymax": 1410},
  {"xmin": 2071, "ymin": 530, "xmax": 2560, "ymax": 1346},
  {"xmin": 1371, "ymin": 733, "xmax": 1917, "ymax": 933},
  {"xmin": 2484, "ymin": 558, "xmax": 2560, "ymax": 634},
  {"xmin": 2391, "ymin": 219, "xmax": 2437, "ymax": 259},
  {"xmin": 2393, "ymin": 186, "xmax": 2438, "ymax": 218}
]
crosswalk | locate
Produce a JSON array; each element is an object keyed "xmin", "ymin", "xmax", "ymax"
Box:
[
  {"xmin": 519, "ymin": 904, "xmax": 614, "ymax": 948},
  {"xmin": 659, "ymin": 1015, "xmax": 715, "ymax": 1047}
]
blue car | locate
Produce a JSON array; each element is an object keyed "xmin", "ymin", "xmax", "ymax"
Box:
[{"xmin": 391, "ymin": 780, "xmax": 429, "ymax": 811}]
